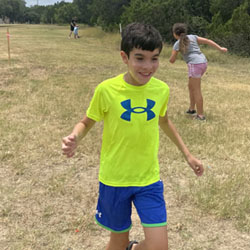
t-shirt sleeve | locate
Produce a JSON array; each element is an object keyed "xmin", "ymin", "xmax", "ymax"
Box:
[
  {"xmin": 192, "ymin": 34, "xmax": 198, "ymax": 41},
  {"xmin": 173, "ymin": 40, "xmax": 179, "ymax": 51},
  {"xmin": 86, "ymin": 84, "xmax": 109, "ymax": 121},
  {"xmin": 159, "ymin": 87, "xmax": 170, "ymax": 117}
]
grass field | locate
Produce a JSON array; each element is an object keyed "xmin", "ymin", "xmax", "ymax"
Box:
[{"xmin": 0, "ymin": 24, "xmax": 250, "ymax": 250}]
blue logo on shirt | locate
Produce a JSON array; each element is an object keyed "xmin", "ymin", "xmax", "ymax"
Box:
[{"xmin": 120, "ymin": 99, "xmax": 155, "ymax": 121}]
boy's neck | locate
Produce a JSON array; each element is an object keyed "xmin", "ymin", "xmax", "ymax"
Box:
[{"xmin": 123, "ymin": 72, "xmax": 149, "ymax": 87}]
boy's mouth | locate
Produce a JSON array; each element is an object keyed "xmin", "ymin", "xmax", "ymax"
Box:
[{"xmin": 140, "ymin": 72, "xmax": 151, "ymax": 77}]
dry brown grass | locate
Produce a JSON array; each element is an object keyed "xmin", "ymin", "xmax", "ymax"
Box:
[{"xmin": 0, "ymin": 24, "xmax": 250, "ymax": 249}]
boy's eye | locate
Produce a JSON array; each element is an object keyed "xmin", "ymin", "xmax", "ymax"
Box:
[
  {"xmin": 136, "ymin": 57, "xmax": 143, "ymax": 61},
  {"xmin": 152, "ymin": 57, "xmax": 159, "ymax": 61}
]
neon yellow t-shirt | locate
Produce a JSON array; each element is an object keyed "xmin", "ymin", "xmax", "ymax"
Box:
[{"xmin": 87, "ymin": 74, "xmax": 169, "ymax": 187}]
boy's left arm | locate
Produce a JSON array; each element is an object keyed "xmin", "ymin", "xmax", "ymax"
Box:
[{"xmin": 159, "ymin": 113, "xmax": 204, "ymax": 176}]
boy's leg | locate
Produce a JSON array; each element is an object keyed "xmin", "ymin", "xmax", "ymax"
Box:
[
  {"xmin": 189, "ymin": 77, "xmax": 203, "ymax": 116},
  {"xmin": 96, "ymin": 182, "xmax": 133, "ymax": 249},
  {"xmin": 106, "ymin": 231, "xmax": 129, "ymax": 250},
  {"xmin": 133, "ymin": 226, "xmax": 168, "ymax": 250},
  {"xmin": 132, "ymin": 181, "xmax": 168, "ymax": 250}
]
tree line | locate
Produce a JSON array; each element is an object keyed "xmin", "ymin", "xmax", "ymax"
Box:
[{"xmin": 1, "ymin": 0, "xmax": 250, "ymax": 56}]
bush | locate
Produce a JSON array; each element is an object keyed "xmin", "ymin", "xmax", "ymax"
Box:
[{"xmin": 209, "ymin": 1, "xmax": 250, "ymax": 56}]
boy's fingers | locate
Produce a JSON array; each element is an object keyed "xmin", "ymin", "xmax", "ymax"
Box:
[
  {"xmin": 63, "ymin": 141, "xmax": 75, "ymax": 147},
  {"xmin": 68, "ymin": 135, "xmax": 76, "ymax": 141},
  {"xmin": 62, "ymin": 150, "xmax": 75, "ymax": 158},
  {"xmin": 62, "ymin": 147, "xmax": 75, "ymax": 156},
  {"xmin": 195, "ymin": 165, "xmax": 204, "ymax": 176},
  {"xmin": 62, "ymin": 143, "xmax": 76, "ymax": 152},
  {"xmin": 62, "ymin": 137, "xmax": 70, "ymax": 145},
  {"xmin": 68, "ymin": 152, "xmax": 75, "ymax": 158},
  {"xmin": 62, "ymin": 136, "xmax": 77, "ymax": 157},
  {"xmin": 62, "ymin": 145, "xmax": 71, "ymax": 153},
  {"xmin": 62, "ymin": 135, "xmax": 76, "ymax": 147}
]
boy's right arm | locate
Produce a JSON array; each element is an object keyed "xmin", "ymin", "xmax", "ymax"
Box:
[{"xmin": 62, "ymin": 116, "xmax": 96, "ymax": 158}]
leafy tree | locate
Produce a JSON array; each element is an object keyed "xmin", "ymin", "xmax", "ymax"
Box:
[
  {"xmin": 88, "ymin": 0, "xmax": 130, "ymax": 31},
  {"xmin": 24, "ymin": 5, "xmax": 46, "ymax": 23},
  {"xmin": 187, "ymin": 16, "xmax": 209, "ymax": 36},
  {"xmin": 0, "ymin": 0, "xmax": 26, "ymax": 22},
  {"xmin": 185, "ymin": 0, "xmax": 212, "ymax": 22},
  {"xmin": 40, "ymin": 5, "xmax": 56, "ymax": 24},
  {"xmin": 121, "ymin": 0, "xmax": 168, "ymax": 37},
  {"xmin": 230, "ymin": 0, "xmax": 250, "ymax": 35},
  {"xmin": 73, "ymin": 0, "xmax": 92, "ymax": 24},
  {"xmin": 184, "ymin": 0, "xmax": 211, "ymax": 35},
  {"xmin": 163, "ymin": 0, "xmax": 189, "ymax": 39},
  {"xmin": 225, "ymin": 1, "xmax": 250, "ymax": 55},
  {"xmin": 24, "ymin": 10, "xmax": 40, "ymax": 23},
  {"xmin": 210, "ymin": 0, "xmax": 245, "ymax": 22},
  {"xmin": 121, "ymin": 0, "xmax": 188, "ymax": 41},
  {"xmin": 54, "ymin": 2, "xmax": 80, "ymax": 24},
  {"xmin": 208, "ymin": 12, "xmax": 226, "ymax": 37},
  {"xmin": 209, "ymin": 0, "xmax": 250, "ymax": 56}
]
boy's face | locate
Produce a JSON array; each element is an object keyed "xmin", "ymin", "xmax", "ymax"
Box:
[{"xmin": 121, "ymin": 48, "xmax": 160, "ymax": 86}]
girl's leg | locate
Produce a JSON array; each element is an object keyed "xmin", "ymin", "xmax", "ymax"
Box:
[
  {"xmin": 188, "ymin": 78, "xmax": 196, "ymax": 111},
  {"xmin": 189, "ymin": 77, "xmax": 204, "ymax": 117},
  {"xmin": 106, "ymin": 231, "xmax": 129, "ymax": 250},
  {"xmin": 132, "ymin": 226, "xmax": 168, "ymax": 250}
]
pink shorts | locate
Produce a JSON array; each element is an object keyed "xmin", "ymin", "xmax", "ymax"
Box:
[{"xmin": 188, "ymin": 63, "xmax": 207, "ymax": 78}]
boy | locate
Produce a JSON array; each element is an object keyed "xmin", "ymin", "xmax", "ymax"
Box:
[
  {"xmin": 62, "ymin": 23, "xmax": 204, "ymax": 250},
  {"xmin": 74, "ymin": 24, "xmax": 79, "ymax": 39}
]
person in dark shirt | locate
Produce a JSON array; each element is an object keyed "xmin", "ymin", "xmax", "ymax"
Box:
[{"xmin": 69, "ymin": 19, "xmax": 76, "ymax": 38}]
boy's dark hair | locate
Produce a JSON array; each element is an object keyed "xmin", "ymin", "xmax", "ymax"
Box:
[{"xmin": 121, "ymin": 23, "xmax": 163, "ymax": 57}]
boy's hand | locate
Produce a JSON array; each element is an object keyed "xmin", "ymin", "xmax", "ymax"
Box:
[
  {"xmin": 187, "ymin": 155, "xmax": 204, "ymax": 176},
  {"xmin": 62, "ymin": 135, "xmax": 77, "ymax": 158}
]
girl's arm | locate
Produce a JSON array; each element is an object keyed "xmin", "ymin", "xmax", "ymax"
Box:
[
  {"xmin": 62, "ymin": 115, "xmax": 96, "ymax": 158},
  {"xmin": 197, "ymin": 37, "xmax": 228, "ymax": 52},
  {"xmin": 159, "ymin": 113, "xmax": 204, "ymax": 176},
  {"xmin": 169, "ymin": 50, "xmax": 178, "ymax": 63}
]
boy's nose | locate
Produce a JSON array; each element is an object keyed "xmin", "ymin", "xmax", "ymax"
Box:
[{"xmin": 142, "ymin": 61, "xmax": 153, "ymax": 70}]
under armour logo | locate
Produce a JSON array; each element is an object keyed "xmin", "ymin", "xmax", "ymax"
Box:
[
  {"xmin": 96, "ymin": 210, "xmax": 102, "ymax": 218},
  {"xmin": 120, "ymin": 99, "xmax": 155, "ymax": 121}
]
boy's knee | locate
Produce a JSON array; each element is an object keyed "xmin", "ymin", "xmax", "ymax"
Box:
[
  {"xmin": 143, "ymin": 240, "xmax": 168, "ymax": 250},
  {"xmin": 108, "ymin": 231, "xmax": 129, "ymax": 250},
  {"xmin": 108, "ymin": 239, "xmax": 129, "ymax": 250}
]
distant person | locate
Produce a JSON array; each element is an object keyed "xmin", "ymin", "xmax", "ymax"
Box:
[
  {"xmin": 68, "ymin": 19, "xmax": 76, "ymax": 38},
  {"xmin": 169, "ymin": 23, "xmax": 227, "ymax": 121},
  {"xmin": 74, "ymin": 24, "xmax": 79, "ymax": 39},
  {"xmin": 62, "ymin": 23, "xmax": 204, "ymax": 250}
]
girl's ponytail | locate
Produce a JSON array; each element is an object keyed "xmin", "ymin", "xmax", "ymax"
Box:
[{"xmin": 179, "ymin": 33, "xmax": 189, "ymax": 54}]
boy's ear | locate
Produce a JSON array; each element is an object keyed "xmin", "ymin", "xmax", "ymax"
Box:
[{"xmin": 120, "ymin": 51, "xmax": 128, "ymax": 64}]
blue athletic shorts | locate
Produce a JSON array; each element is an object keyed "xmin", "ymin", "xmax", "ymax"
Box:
[{"xmin": 95, "ymin": 180, "xmax": 167, "ymax": 232}]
